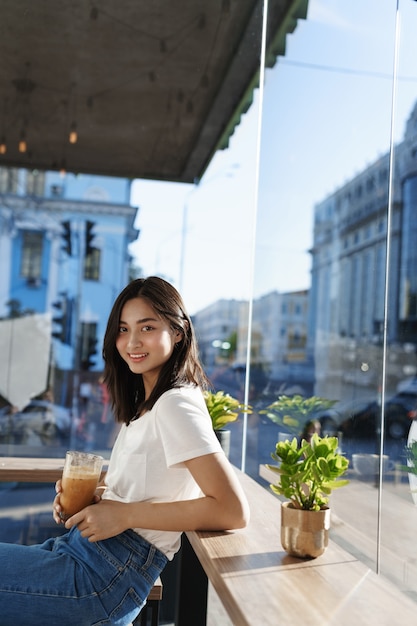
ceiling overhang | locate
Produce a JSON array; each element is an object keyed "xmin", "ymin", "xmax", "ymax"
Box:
[{"xmin": 0, "ymin": 0, "xmax": 308, "ymax": 183}]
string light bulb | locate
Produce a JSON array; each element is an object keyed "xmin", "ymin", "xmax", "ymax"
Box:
[
  {"xmin": 18, "ymin": 130, "xmax": 27, "ymax": 153},
  {"xmin": 69, "ymin": 122, "xmax": 78, "ymax": 144},
  {"xmin": 0, "ymin": 98, "xmax": 8, "ymax": 155}
]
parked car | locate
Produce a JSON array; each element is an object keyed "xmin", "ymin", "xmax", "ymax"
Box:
[
  {"xmin": 0, "ymin": 400, "xmax": 71, "ymax": 446},
  {"xmin": 318, "ymin": 394, "xmax": 417, "ymax": 460}
]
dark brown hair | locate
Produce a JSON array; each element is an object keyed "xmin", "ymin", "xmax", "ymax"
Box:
[{"xmin": 102, "ymin": 276, "xmax": 209, "ymax": 424}]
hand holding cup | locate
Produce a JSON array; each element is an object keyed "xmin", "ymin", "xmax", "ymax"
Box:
[{"xmin": 59, "ymin": 451, "xmax": 103, "ymax": 521}]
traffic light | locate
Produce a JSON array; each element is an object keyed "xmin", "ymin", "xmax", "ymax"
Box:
[
  {"xmin": 52, "ymin": 299, "xmax": 65, "ymax": 342},
  {"xmin": 81, "ymin": 336, "xmax": 98, "ymax": 371},
  {"xmin": 61, "ymin": 220, "xmax": 72, "ymax": 256},
  {"xmin": 85, "ymin": 220, "xmax": 97, "ymax": 256},
  {"xmin": 51, "ymin": 294, "xmax": 71, "ymax": 344}
]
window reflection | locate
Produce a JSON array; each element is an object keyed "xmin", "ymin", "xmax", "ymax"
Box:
[{"xmin": 246, "ymin": 0, "xmax": 417, "ymax": 598}]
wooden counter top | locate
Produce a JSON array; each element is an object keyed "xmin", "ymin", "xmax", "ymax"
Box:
[
  {"xmin": 0, "ymin": 456, "xmax": 65, "ymax": 482},
  {"xmin": 0, "ymin": 456, "xmax": 108, "ymax": 483},
  {"xmin": 183, "ymin": 468, "xmax": 417, "ymax": 626}
]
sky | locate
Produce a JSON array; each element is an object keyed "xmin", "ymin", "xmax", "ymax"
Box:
[{"xmin": 129, "ymin": 0, "xmax": 417, "ymax": 315}]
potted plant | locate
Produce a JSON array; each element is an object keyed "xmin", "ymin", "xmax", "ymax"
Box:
[
  {"xmin": 399, "ymin": 440, "xmax": 417, "ymax": 504},
  {"xmin": 203, "ymin": 390, "xmax": 251, "ymax": 458},
  {"xmin": 267, "ymin": 433, "xmax": 349, "ymax": 558},
  {"xmin": 260, "ymin": 394, "xmax": 337, "ymax": 439}
]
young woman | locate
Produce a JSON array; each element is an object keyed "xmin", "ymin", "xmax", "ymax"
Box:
[{"xmin": 0, "ymin": 276, "xmax": 249, "ymax": 626}]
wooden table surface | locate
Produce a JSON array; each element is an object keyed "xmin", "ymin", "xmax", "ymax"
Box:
[
  {"xmin": 186, "ymin": 468, "xmax": 417, "ymax": 626},
  {"xmin": 0, "ymin": 456, "xmax": 108, "ymax": 483},
  {"xmin": 0, "ymin": 456, "xmax": 66, "ymax": 482}
]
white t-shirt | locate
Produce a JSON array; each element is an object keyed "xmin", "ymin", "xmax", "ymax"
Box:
[{"xmin": 102, "ymin": 385, "xmax": 222, "ymax": 559}]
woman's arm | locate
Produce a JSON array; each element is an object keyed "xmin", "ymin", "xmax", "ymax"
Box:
[
  {"xmin": 128, "ymin": 451, "xmax": 250, "ymax": 532},
  {"xmin": 64, "ymin": 452, "xmax": 250, "ymax": 542}
]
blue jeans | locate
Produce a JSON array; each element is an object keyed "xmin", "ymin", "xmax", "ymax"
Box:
[{"xmin": 0, "ymin": 527, "xmax": 168, "ymax": 625}]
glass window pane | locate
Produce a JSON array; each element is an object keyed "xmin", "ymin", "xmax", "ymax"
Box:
[{"xmin": 251, "ymin": 0, "xmax": 401, "ymax": 581}]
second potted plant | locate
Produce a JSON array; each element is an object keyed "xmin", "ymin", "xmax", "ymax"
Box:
[
  {"xmin": 260, "ymin": 394, "xmax": 337, "ymax": 439},
  {"xmin": 267, "ymin": 433, "xmax": 349, "ymax": 558},
  {"xmin": 203, "ymin": 390, "xmax": 251, "ymax": 458}
]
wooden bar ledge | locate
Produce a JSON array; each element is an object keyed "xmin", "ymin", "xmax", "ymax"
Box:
[
  {"xmin": 178, "ymin": 468, "xmax": 417, "ymax": 626},
  {"xmin": 0, "ymin": 456, "xmax": 108, "ymax": 483}
]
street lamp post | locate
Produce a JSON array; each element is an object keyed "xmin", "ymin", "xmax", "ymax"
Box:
[
  {"xmin": 178, "ymin": 183, "xmax": 197, "ymax": 293},
  {"xmin": 178, "ymin": 165, "xmax": 239, "ymax": 293}
]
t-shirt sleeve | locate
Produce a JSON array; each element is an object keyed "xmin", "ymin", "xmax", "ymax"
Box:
[{"xmin": 155, "ymin": 388, "xmax": 222, "ymax": 468}]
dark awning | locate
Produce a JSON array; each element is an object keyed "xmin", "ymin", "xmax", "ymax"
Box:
[{"xmin": 0, "ymin": 0, "xmax": 308, "ymax": 182}]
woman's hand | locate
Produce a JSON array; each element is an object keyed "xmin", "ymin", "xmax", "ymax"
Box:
[
  {"xmin": 64, "ymin": 500, "xmax": 129, "ymax": 542},
  {"xmin": 53, "ymin": 480, "xmax": 106, "ymax": 525},
  {"xmin": 53, "ymin": 479, "xmax": 64, "ymax": 524}
]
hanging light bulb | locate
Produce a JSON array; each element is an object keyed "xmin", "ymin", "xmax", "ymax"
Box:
[
  {"xmin": 0, "ymin": 98, "xmax": 8, "ymax": 155},
  {"xmin": 69, "ymin": 121, "xmax": 78, "ymax": 144},
  {"xmin": 18, "ymin": 130, "xmax": 27, "ymax": 153},
  {"xmin": 59, "ymin": 159, "xmax": 67, "ymax": 177}
]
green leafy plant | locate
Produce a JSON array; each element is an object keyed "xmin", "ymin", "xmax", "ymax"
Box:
[
  {"xmin": 203, "ymin": 390, "xmax": 251, "ymax": 431},
  {"xmin": 267, "ymin": 434, "xmax": 349, "ymax": 511},
  {"xmin": 260, "ymin": 394, "xmax": 337, "ymax": 435},
  {"xmin": 399, "ymin": 441, "xmax": 417, "ymax": 476}
]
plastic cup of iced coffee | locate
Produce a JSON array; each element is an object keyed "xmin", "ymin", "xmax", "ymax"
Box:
[{"xmin": 60, "ymin": 451, "xmax": 104, "ymax": 520}]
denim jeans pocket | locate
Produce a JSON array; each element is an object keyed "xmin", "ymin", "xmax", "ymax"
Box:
[
  {"xmin": 91, "ymin": 531, "xmax": 168, "ymax": 624},
  {"xmin": 92, "ymin": 587, "xmax": 147, "ymax": 626}
]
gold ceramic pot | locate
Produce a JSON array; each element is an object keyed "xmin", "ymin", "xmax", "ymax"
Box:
[{"xmin": 281, "ymin": 501, "xmax": 330, "ymax": 558}]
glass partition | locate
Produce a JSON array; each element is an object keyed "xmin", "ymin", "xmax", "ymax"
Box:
[
  {"xmin": 243, "ymin": 0, "xmax": 417, "ymax": 598},
  {"xmin": 381, "ymin": 0, "xmax": 417, "ymax": 593}
]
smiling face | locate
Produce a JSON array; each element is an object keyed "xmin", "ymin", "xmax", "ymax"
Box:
[{"xmin": 116, "ymin": 296, "xmax": 182, "ymax": 396}]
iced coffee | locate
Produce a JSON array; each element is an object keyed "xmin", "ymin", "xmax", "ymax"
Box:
[{"xmin": 60, "ymin": 451, "xmax": 103, "ymax": 520}]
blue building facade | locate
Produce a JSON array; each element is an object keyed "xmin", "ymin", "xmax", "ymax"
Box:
[{"xmin": 0, "ymin": 168, "xmax": 139, "ymax": 406}]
